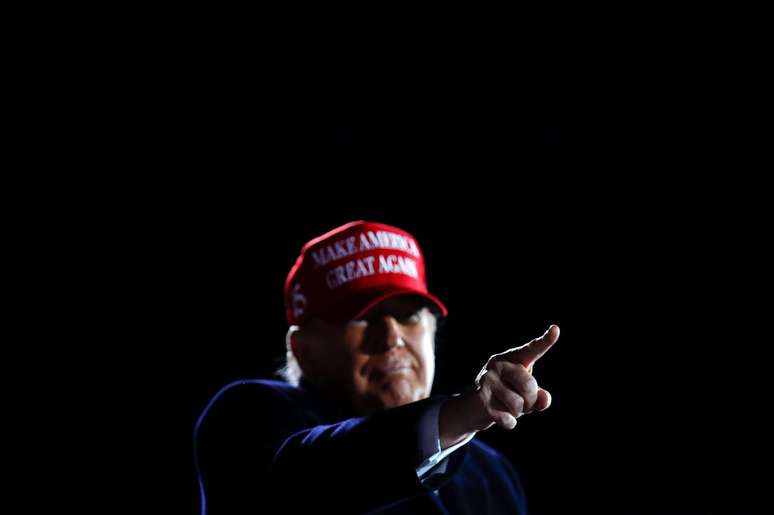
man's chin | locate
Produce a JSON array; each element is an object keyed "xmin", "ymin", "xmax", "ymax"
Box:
[{"xmin": 376, "ymin": 377, "xmax": 425, "ymax": 408}]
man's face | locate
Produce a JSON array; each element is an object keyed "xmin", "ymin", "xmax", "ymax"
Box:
[{"xmin": 297, "ymin": 295, "xmax": 437, "ymax": 415}]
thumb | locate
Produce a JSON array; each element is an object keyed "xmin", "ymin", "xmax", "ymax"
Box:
[{"xmin": 511, "ymin": 324, "xmax": 560, "ymax": 370}]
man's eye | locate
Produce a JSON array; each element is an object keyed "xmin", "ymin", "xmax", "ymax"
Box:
[{"xmin": 399, "ymin": 312, "xmax": 422, "ymax": 324}]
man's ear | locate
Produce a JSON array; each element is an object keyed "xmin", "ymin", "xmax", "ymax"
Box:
[
  {"xmin": 287, "ymin": 325, "xmax": 302, "ymax": 357},
  {"xmin": 287, "ymin": 325, "xmax": 312, "ymax": 371}
]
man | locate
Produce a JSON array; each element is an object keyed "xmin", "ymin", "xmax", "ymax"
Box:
[{"xmin": 194, "ymin": 220, "xmax": 559, "ymax": 514}]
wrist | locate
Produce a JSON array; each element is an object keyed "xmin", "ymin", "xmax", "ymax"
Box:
[{"xmin": 439, "ymin": 393, "xmax": 486, "ymax": 449}]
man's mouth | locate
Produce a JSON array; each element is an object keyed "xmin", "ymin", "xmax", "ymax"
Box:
[
  {"xmin": 381, "ymin": 364, "xmax": 412, "ymax": 374},
  {"xmin": 369, "ymin": 361, "xmax": 413, "ymax": 379}
]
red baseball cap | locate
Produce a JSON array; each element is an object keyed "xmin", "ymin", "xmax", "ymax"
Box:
[{"xmin": 284, "ymin": 221, "xmax": 448, "ymax": 325}]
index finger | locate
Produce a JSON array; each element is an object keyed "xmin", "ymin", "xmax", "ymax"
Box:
[{"xmin": 508, "ymin": 324, "xmax": 560, "ymax": 370}]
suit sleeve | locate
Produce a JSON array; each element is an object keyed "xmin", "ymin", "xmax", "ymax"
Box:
[
  {"xmin": 271, "ymin": 395, "xmax": 450, "ymax": 512},
  {"xmin": 195, "ymin": 382, "xmax": 462, "ymax": 514}
]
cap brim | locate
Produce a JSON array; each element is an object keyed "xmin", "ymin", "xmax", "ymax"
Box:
[{"xmin": 321, "ymin": 286, "xmax": 448, "ymax": 323}]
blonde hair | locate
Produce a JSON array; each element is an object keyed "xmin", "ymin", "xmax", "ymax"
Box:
[{"xmin": 276, "ymin": 325, "xmax": 302, "ymax": 386}]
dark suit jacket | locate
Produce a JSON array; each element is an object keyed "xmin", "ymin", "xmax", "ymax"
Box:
[{"xmin": 194, "ymin": 379, "xmax": 528, "ymax": 514}]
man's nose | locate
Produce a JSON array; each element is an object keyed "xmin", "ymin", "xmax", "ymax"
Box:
[{"xmin": 369, "ymin": 316, "xmax": 406, "ymax": 352}]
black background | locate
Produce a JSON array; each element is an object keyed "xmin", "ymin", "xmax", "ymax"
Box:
[
  {"xmin": 15, "ymin": 20, "xmax": 767, "ymax": 515},
  {"xmin": 168, "ymin": 75, "xmax": 770, "ymax": 515}
]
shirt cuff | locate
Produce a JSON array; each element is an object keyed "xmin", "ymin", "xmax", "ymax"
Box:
[{"xmin": 415, "ymin": 397, "xmax": 476, "ymax": 478}]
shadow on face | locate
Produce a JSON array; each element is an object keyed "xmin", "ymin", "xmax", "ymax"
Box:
[{"xmin": 294, "ymin": 295, "xmax": 439, "ymax": 415}]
